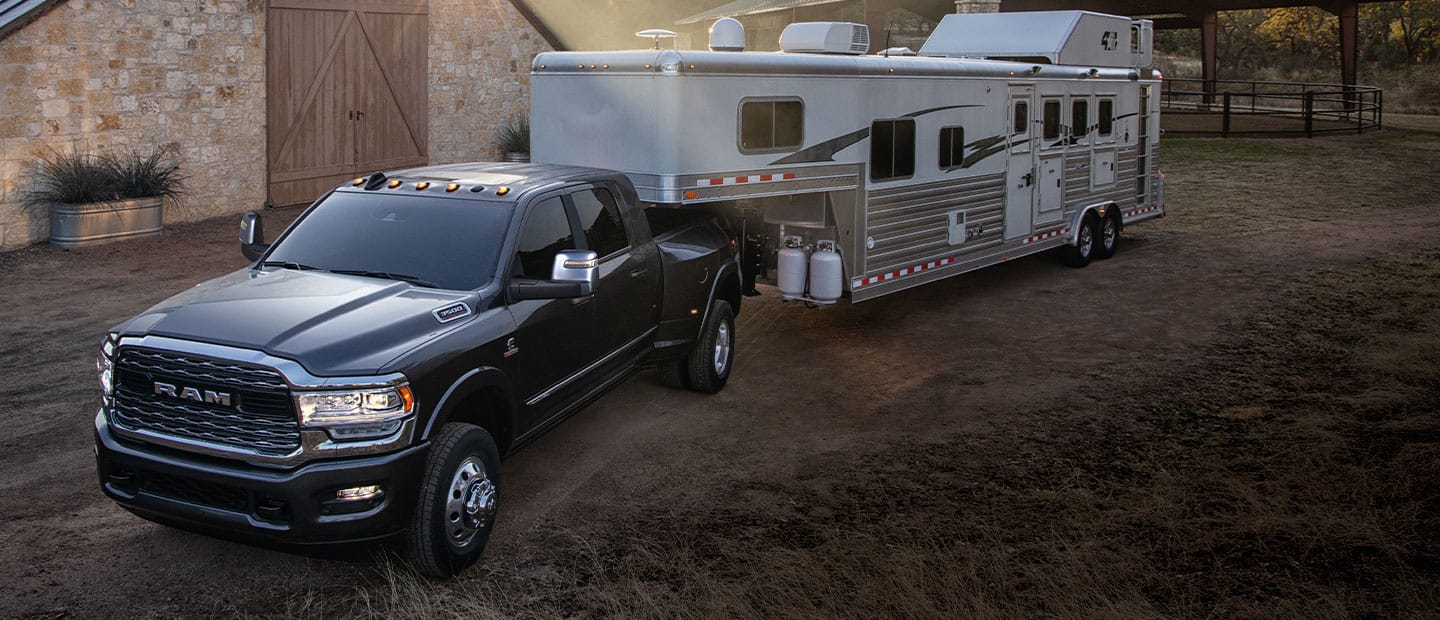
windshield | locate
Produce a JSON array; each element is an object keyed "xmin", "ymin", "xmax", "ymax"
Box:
[{"xmin": 263, "ymin": 192, "xmax": 511, "ymax": 290}]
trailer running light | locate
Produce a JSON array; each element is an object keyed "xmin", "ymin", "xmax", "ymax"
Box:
[
  {"xmin": 446, "ymin": 183, "xmax": 460, "ymax": 192},
  {"xmin": 415, "ymin": 182, "xmax": 430, "ymax": 190},
  {"xmin": 335, "ymin": 485, "xmax": 383, "ymax": 501},
  {"xmin": 388, "ymin": 180, "xmax": 402, "ymax": 188},
  {"xmin": 684, "ymin": 191, "xmax": 698, "ymax": 200},
  {"xmin": 496, "ymin": 187, "xmax": 510, "ymax": 196}
]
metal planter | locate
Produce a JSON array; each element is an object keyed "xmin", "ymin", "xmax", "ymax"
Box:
[{"xmin": 49, "ymin": 196, "xmax": 164, "ymax": 248}]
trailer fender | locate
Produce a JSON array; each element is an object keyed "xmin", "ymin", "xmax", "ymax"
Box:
[{"xmin": 1067, "ymin": 202, "xmax": 1121, "ymax": 245}]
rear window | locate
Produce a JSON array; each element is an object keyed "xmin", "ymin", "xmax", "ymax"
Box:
[{"xmin": 265, "ymin": 192, "xmax": 510, "ymax": 290}]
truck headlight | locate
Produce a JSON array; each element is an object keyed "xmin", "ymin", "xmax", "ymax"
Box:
[
  {"xmin": 97, "ymin": 334, "xmax": 116, "ymax": 397},
  {"xmin": 295, "ymin": 384, "xmax": 414, "ymax": 439}
]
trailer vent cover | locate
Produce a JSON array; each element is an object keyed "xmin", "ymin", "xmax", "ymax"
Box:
[{"xmin": 779, "ymin": 22, "xmax": 869, "ymax": 55}]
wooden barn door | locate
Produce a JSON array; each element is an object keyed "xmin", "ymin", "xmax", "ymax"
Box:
[{"xmin": 267, "ymin": 0, "xmax": 428, "ymax": 207}]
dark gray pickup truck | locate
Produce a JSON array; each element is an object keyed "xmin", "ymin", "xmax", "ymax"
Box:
[{"xmin": 94, "ymin": 163, "xmax": 742, "ymax": 577}]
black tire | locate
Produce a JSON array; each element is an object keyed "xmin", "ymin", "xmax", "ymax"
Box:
[
  {"xmin": 685, "ymin": 299, "xmax": 734, "ymax": 394},
  {"xmin": 1094, "ymin": 210, "xmax": 1121, "ymax": 260},
  {"xmin": 1060, "ymin": 212, "xmax": 1100, "ymax": 268},
  {"xmin": 656, "ymin": 358, "xmax": 689, "ymax": 389},
  {"xmin": 404, "ymin": 422, "xmax": 500, "ymax": 579}
]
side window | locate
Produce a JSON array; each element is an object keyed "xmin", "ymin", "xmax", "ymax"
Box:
[
  {"xmin": 1012, "ymin": 101, "xmax": 1029, "ymax": 135},
  {"xmin": 938, "ymin": 126, "xmax": 965, "ymax": 170},
  {"xmin": 1098, "ymin": 99, "xmax": 1115, "ymax": 137},
  {"xmin": 1071, "ymin": 99, "xmax": 1090, "ymax": 139},
  {"xmin": 514, "ymin": 197, "xmax": 574, "ymax": 279},
  {"xmin": 739, "ymin": 99, "xmax": 804, "ymax": 152},
  {"xmin": 1043, "ymin": 99, "xmax": 1061, "ymax": 141},
  {"xmin": 571, "ymin": 188, "xmax": 628, "ymax": 258},
  {"xmin": 870, "ymin": 119, "xmax": 915, "ymax": 181}
]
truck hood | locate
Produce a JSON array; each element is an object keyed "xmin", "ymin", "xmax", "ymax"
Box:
[{"xmin": 115, "ymin": 268, "xmax": 487, "ymax": 376}]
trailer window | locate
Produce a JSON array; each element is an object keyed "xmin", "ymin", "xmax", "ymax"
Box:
[
  {"xmin": 1099, "ymin": 99, "xmax": 1115, "ymax": 136},
  {"xmin": 1072, "ymin": 100, "xmax": 1090, "ymax": 139},
  {"xmin": 871, "ymin": 119, "xmax": 915, "ymax": 181},
  {"xmin": 1012, "ymin": 102, "xmax": 1028, "ymax": 135},
  {"xmin": 739, "ymin": 99, "xmax": 804, "ymax": 152},
  {"xmin": 1043, "ymin": 100, "xmax": 1061, "ymax": 141},
  {"xmin": 571, "ymin": 188, "xmax": 629, "ymax": 259},
  {"xmin": 939, "ymin": 126, "xmax": 965, "ymax": 169}
]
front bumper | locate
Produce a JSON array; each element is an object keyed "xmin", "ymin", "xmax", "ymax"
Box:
[{"xmin": 95, "ymin": 412, "xmax": 429, "ymax": 545}]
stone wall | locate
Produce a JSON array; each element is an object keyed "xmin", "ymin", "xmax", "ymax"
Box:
[
  {"xmin": 0, "ymin": 0, "xmax": 267, "ymax": 251},
  {"xmin": 428, "ymin": 0, "xmax": 552, "ymax": 165},
  {"xmin": 0, "ymin": 0, "xmax": 551, "ymax": 251}
]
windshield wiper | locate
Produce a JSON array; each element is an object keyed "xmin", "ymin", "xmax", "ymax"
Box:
[
  {"xmin": 330, "ymin": 269, "xmax": 441, "ymax": 289},
  {"xmin": 260, "ymin": 260, "xmax": 322, "ymax": 271}
]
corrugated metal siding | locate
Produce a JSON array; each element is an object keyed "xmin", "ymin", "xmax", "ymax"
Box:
[{"xmin": 864, "ymin": 172, "xmax": 1005, "ymax": 278}]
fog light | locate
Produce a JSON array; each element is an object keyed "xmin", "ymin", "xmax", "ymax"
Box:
[{"xmin": 336, "ymin": 485, "xmax": 383, "ymax": 501}]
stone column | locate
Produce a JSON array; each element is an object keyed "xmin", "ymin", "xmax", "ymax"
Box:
[{"xmin": 954, "ymin": 0, "xmax": 1000, "ymax": 13}]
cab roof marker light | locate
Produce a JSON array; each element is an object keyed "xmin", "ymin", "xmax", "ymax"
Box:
[
  {"xmin": 470, "ymin": 185, "xmax": 485, "ymax": 193},
  {"xmin": 446, "ymin": 183, "xmax": 460, "ymax": 192},
  {"xmin": 496, "ymin": 187, "xmax": 510, "ymax": 196},
  {"xmin": 351, "ymin": 177, "xmax": 365, "ymax": 186},
  {"xmin": 387, "ymin": 180, "xmax": 402, "ymax": 189},
  {"xmin": 415, "ymin": 182, "xmax": 430, "ymax": 190}
]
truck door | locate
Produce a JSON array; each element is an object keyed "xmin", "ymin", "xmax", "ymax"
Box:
[
  {"xmin": 1005, "ymin": 86, "xmax": 1037, "ymax": 241},
  {"xmin": 508, "ymin": 195, "xmax": 597, "ymax": 415},
  {"xmin": 567, "ymin": 186, "xmax": 658, "ymax": 361}
]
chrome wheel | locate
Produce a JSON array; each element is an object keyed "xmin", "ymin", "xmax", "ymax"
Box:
[
  {"xmin": 445, "ymin": 457, "xmax": 496, "ymax": 549},
  {"xmin": 1101, "ymin": 217, "xmax": 1117, "ymax": 251},
  {"xmin": 1078, "ymin": 224, "xmax": 1094, "ymax": 257},
  {"xmin": 713, "ymin": 321, "xmax": 732, "ymax": 376}
]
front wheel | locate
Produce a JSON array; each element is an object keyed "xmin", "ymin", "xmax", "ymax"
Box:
[
  {"xmin": 1060, "ymin": 212, "xmax": 1100, "ymax": 268},
  {"xmin": 685, "ymin": 299, "xmax": 734, "ymax": 394},
  {"xmin": 404, "ymin": 422, "xmax": 501, "ymax": 579}
]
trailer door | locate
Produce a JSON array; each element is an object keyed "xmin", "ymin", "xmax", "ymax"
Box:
[{"xmin": 1005, "ymin": 86, "xmax": 1037, "ymax": 241}]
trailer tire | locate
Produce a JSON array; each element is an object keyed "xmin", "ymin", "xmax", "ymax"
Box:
[
  {"xmin": 1094, "ymin": 210, "xmax": 1121, "ymax": 260},
  {"xmin": 686, "ymin": 299, "xmax": 734, "ymax": 394},
  {"xmin": 1060, "ymin": 212, "xmax": 1100, "ymax": 268},
  {"xmin": 656, "ymin": 359, "xmax": 689, "ymax": 389},
  {"xmin": 404, "ymin": 422, "xmax": 501, "ymax": 579}
]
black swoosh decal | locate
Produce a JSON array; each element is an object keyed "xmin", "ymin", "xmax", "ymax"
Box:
[
  {"xmin": 770, "ymin": 104, "xmax": 984, "ymax": 165},
  {"xmin": 771, "ymin": 128, "xmax": 869, "ymax": 165}
]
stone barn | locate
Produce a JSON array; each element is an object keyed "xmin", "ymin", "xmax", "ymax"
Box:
[{"xmin": 0, "ymin": 0, "xmax": 554, "ymax": 250}]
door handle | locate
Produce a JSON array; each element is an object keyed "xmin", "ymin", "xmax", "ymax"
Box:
[{"xmin": 629, "ymin": 267, "xmax": 649, "ymax": 279}]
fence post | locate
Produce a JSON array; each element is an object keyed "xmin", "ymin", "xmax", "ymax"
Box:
[
  {"xmin": 1304, "ymin": 91, "xmax": 1314, "ymax": 138},
  {"xmin": 1222, "ymin": 92, "xmax": 1231, "ymax": 138},
  {"xmin": 1377, "ymin": 90, "xmax": 1383, "ymax": 130}
]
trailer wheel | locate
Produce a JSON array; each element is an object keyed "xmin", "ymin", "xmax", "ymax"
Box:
[
  {"xmin": 1060, "ymin": 212, "xmax": 1100, "ymax": 268},
  {"xmin": 686, "ymin": 299, "xmax": 734, "ymax": 394},
  {"xmin": 1094, "ymin": 210, "xmax": 1121, "ymax": 260},
  {"xmin": 404, "ymin": 422, "xmax": 501, "ymax": 579},
  {"xmin": 656, "ymin": 359, "xmax": 689, "ymax": 389}
]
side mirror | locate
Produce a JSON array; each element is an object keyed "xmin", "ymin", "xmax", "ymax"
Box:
[
  {"xmin": 506, "ymin": 250, "xmax": 600, "ymax": 301},
  {"xmin": 240, "ymin": 211, "xmax": 269, "ymax": 262},
  {"xmin": 550, "ymin": 250, "xmax": 599, "ymax": 295}
]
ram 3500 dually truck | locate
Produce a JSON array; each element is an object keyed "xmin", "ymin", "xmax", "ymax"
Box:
[{"xmin": 94, "ymin": 163, "xmax": 742, "ymax": 577}]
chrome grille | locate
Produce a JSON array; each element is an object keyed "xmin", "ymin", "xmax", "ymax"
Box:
[{"xmin": 110, "ymin": 347, "xmax": 300, "ymax": 455}]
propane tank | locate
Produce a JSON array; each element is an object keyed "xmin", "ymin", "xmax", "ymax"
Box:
[
  {"xmin": 777, "ymin": 236, "xmax": 808, "ymax": 299},
  {"xmin": 808, "ymin": 241, "xmax": 843, "ymax": 303}
]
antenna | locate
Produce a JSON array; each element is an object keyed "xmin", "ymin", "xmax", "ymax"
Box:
[{"xmin": 635, "ymin": 29, "xmax": 677, "ymax": 50}]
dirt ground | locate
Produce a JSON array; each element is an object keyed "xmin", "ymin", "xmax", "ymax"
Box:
[{"xmin": 2, "ymin": 129, "xmax": 1438, "ymax": 618}]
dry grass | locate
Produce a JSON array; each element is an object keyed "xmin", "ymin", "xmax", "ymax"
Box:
[{"xmin": 278, "ymin": 254, "xmax": 1440, "ymax": 618}]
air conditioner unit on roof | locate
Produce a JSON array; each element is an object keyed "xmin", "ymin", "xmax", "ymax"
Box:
[{"xmin": 779, "ymin": 22, "xmax": 869, "ymax": 55}]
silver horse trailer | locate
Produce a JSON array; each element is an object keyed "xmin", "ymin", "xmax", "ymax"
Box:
[{"xmin": 531, "ymin": 10, "xmax": 1165, "ymax": 304}]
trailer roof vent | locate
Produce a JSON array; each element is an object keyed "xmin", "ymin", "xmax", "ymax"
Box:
[
  {"xmin": 709, "ymin": 18, "xmax": 745, "ymax": 51},
  {"xmin": 779, "ymin": 22, "xmax": 869, "ymax": 55}
]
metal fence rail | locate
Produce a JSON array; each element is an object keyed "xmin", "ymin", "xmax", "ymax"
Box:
[{"xmin": 1162, "ymin": 78, "xmax": 1383, "ymax": 137}]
